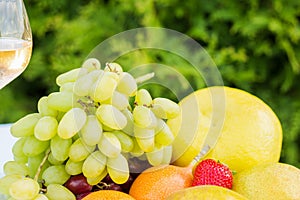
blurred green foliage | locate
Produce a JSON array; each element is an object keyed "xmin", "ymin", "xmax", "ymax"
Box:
[{"xmin": 0, "ymin": 0, "xmax": 300, "ymax": 167}]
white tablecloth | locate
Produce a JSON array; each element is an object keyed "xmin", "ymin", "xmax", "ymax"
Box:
[{"xmin": 0, "ymin": 124, "xmax": 16, "ymax": 177}]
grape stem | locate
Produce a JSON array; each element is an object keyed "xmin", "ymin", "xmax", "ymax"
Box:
[
  {"xmin": 77, "ymin": 99, "xmax": 92, "ymax": 114},
  {"xmin": 34, "ymin": 149, "xmax": 51, "ymax": 182},
  {"xmin": 40, "ymin": 188, "xmax": 47, "ymax": 193},
  {"xmin": 95, "ymin": 182, "xmax": 110, "ymax": 190}
]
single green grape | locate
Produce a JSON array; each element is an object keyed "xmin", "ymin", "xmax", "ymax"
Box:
[
  {"xmin": 96, "ymin": 104, "xmax": 127, "ymax": 130},
  {"xmin": 68, "ymin": 138, "xmax": 95, "ymax": 162},
  {"xmin": 47, "ymin": 92, "xmax": 75, "ymax": 113},
  {"xmin": 65, "ymin": 159, "xmax": 84, "ymax": 176},
  {"xmin": 9, "ymin": 177, "xmax": 40, "ymax": 200},
  {"xmin": 12, "ymin": 138, "xmax": 27, "ymax": 157},
  {"xmin": 3, "ymin": 161, "xmax": 29, "ymax": 176},
  {"xmin": 22, "ymin": 136, "xmax": 49, "ymax": 157},
  {"xmin": 92, "ymin": 72, "xmax": 118, "ymax": 102},
  {"xmin": 10, "ymin": 113, "xmax": 41, "ymax": 138},
  {"xmin": 133, "ymin": 106, "xmax": 157, "ymax": 129},
  {"xmin": 50, "ymin": 135, "xmax": 72, "ymax": 162},
  {"xmin": 116, "ymin": 72, "xmax": 137, "ymax": 97},
  {"xmin": 135, "ymin": 89, "xmax": 152, "ymax": 107},
  {"xmin": 98, "ymin": 132, "xmax": 122, "ymax": 158},
  {"xmin": 80, "ymin": 115, "xmax": 103, "ymax": 146},
  {"xmin": 34, "ymin": 116, "xmax": 58, "ymax": 141},
  {"xmin": 81, "ymin": 58, "xmax": 101, "ymax": 72},
  {"xmin": 56, "ymin": 68, "xmax": 87, "ymax": 86},
  {"xmin": 57, "ymin": 108, "xmax": 87, "ymax": 139},
  {"xmin": 42, "ymin": 165, "xmax": 70, "ymax": 186},
  {"xmin": 82, "ymin": 150, "xmax": 107, "ymax": 178},
  {"xmin": 86, "ymin": 168, "xmax": 107, "ymax": 185},
  {"xmin": 33, "ymin": 193, "xmax": 49, "ymax": 200},
  {"xmin": 45, "ymin": 184, "xmax": 75, "ymax": 200},
  {"xmin": 151, "ymin": 97, "xmax": 180, "ymax": 119},
  {"xmin": 107, "ymin": 153, "xmax": 129, "ymax": 184}
]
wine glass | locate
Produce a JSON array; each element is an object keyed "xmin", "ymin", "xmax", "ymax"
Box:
[{"xmin": 0, "ymin": 0, "xmax": 32, "ymax": 89}]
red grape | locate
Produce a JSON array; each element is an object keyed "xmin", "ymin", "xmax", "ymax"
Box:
[
  {"xmin": 76, "ymin": 192, "xmax": 91, "ymax": 200},
  {"xmin": 64, "ymin": 174, "xmax": 93, "ymax": 195},
  {"xmin": 120, "ymin": 175, "xmax": 135, "ymax": 193},
  {"xmin": 128, "ymin": 157, "xmax": 151, "ymax": 173},
  {"xmin": 107, "ymin": 182, "xmax": 123, "ymax": 191},
  {"xmin": 103, "ymin": 174, "xmax": 113, "ymax": 183}
]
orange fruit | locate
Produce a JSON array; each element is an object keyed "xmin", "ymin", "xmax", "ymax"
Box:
[
  {"xmin": 129, "ymin": 165, "xmax": 193, "ymax": 200},
  {"xmin": 82, "ymin": 190, "xmax": 136, "ymax": 200}
]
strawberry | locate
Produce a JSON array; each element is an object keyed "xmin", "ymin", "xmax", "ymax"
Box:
[{"xmin": 192, "ymin": 159, "xmax": 233, "ymax": 189}]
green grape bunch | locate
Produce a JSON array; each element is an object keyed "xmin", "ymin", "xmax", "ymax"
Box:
[{"xmin": 0, "ymin": 58, "xmax": 180, "ymax": 200}]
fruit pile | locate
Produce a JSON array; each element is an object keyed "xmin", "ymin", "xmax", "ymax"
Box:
[
  {"xmin": 1, "ymin": 58, "xmax": 300, "ymax": 200},
  {"xmin": 128, "ymin": 87, "xmax": 300, "ymax": 200},
  {"xmin": 0, "ymin": 59, "xmax": 180, "ymax": 199}
]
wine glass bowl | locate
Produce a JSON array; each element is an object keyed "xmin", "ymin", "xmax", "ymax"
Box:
[{"xmin": 0, "ymin": 0, "xmax": 32, "ymax": 89}]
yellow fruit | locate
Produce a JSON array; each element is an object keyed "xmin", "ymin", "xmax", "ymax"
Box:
[
  {"xmin": 129, "ymin": 165, "xmax": 193, "ymax": 200},
  {"xmin": 82, "ymin": 190, "xmax": 136, "ymax": 200},
  {"xmin": 166, "ymin": 185, "xmax": 248, "ymax": 200},
  {"xmin": 233, "ymin": 162, "xmax": 300, "ymax": 200},
  {"xmin": 168, "ymin": 86, "xmax": 282, "ymax": 172}
]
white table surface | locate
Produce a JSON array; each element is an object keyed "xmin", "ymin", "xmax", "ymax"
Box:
[{"xmin": 0, "ymin": 124, "xmax": 16, "ymax": 178}]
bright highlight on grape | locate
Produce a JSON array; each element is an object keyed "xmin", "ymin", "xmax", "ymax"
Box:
[{"xmin": 0, "ymin": 58, "xmax": 180, "ymax": 199}]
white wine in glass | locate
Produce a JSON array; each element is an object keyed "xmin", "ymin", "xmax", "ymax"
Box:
[{"xmin": 0, "ymin": 0, "xmax": 32, "ymax": 89}]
